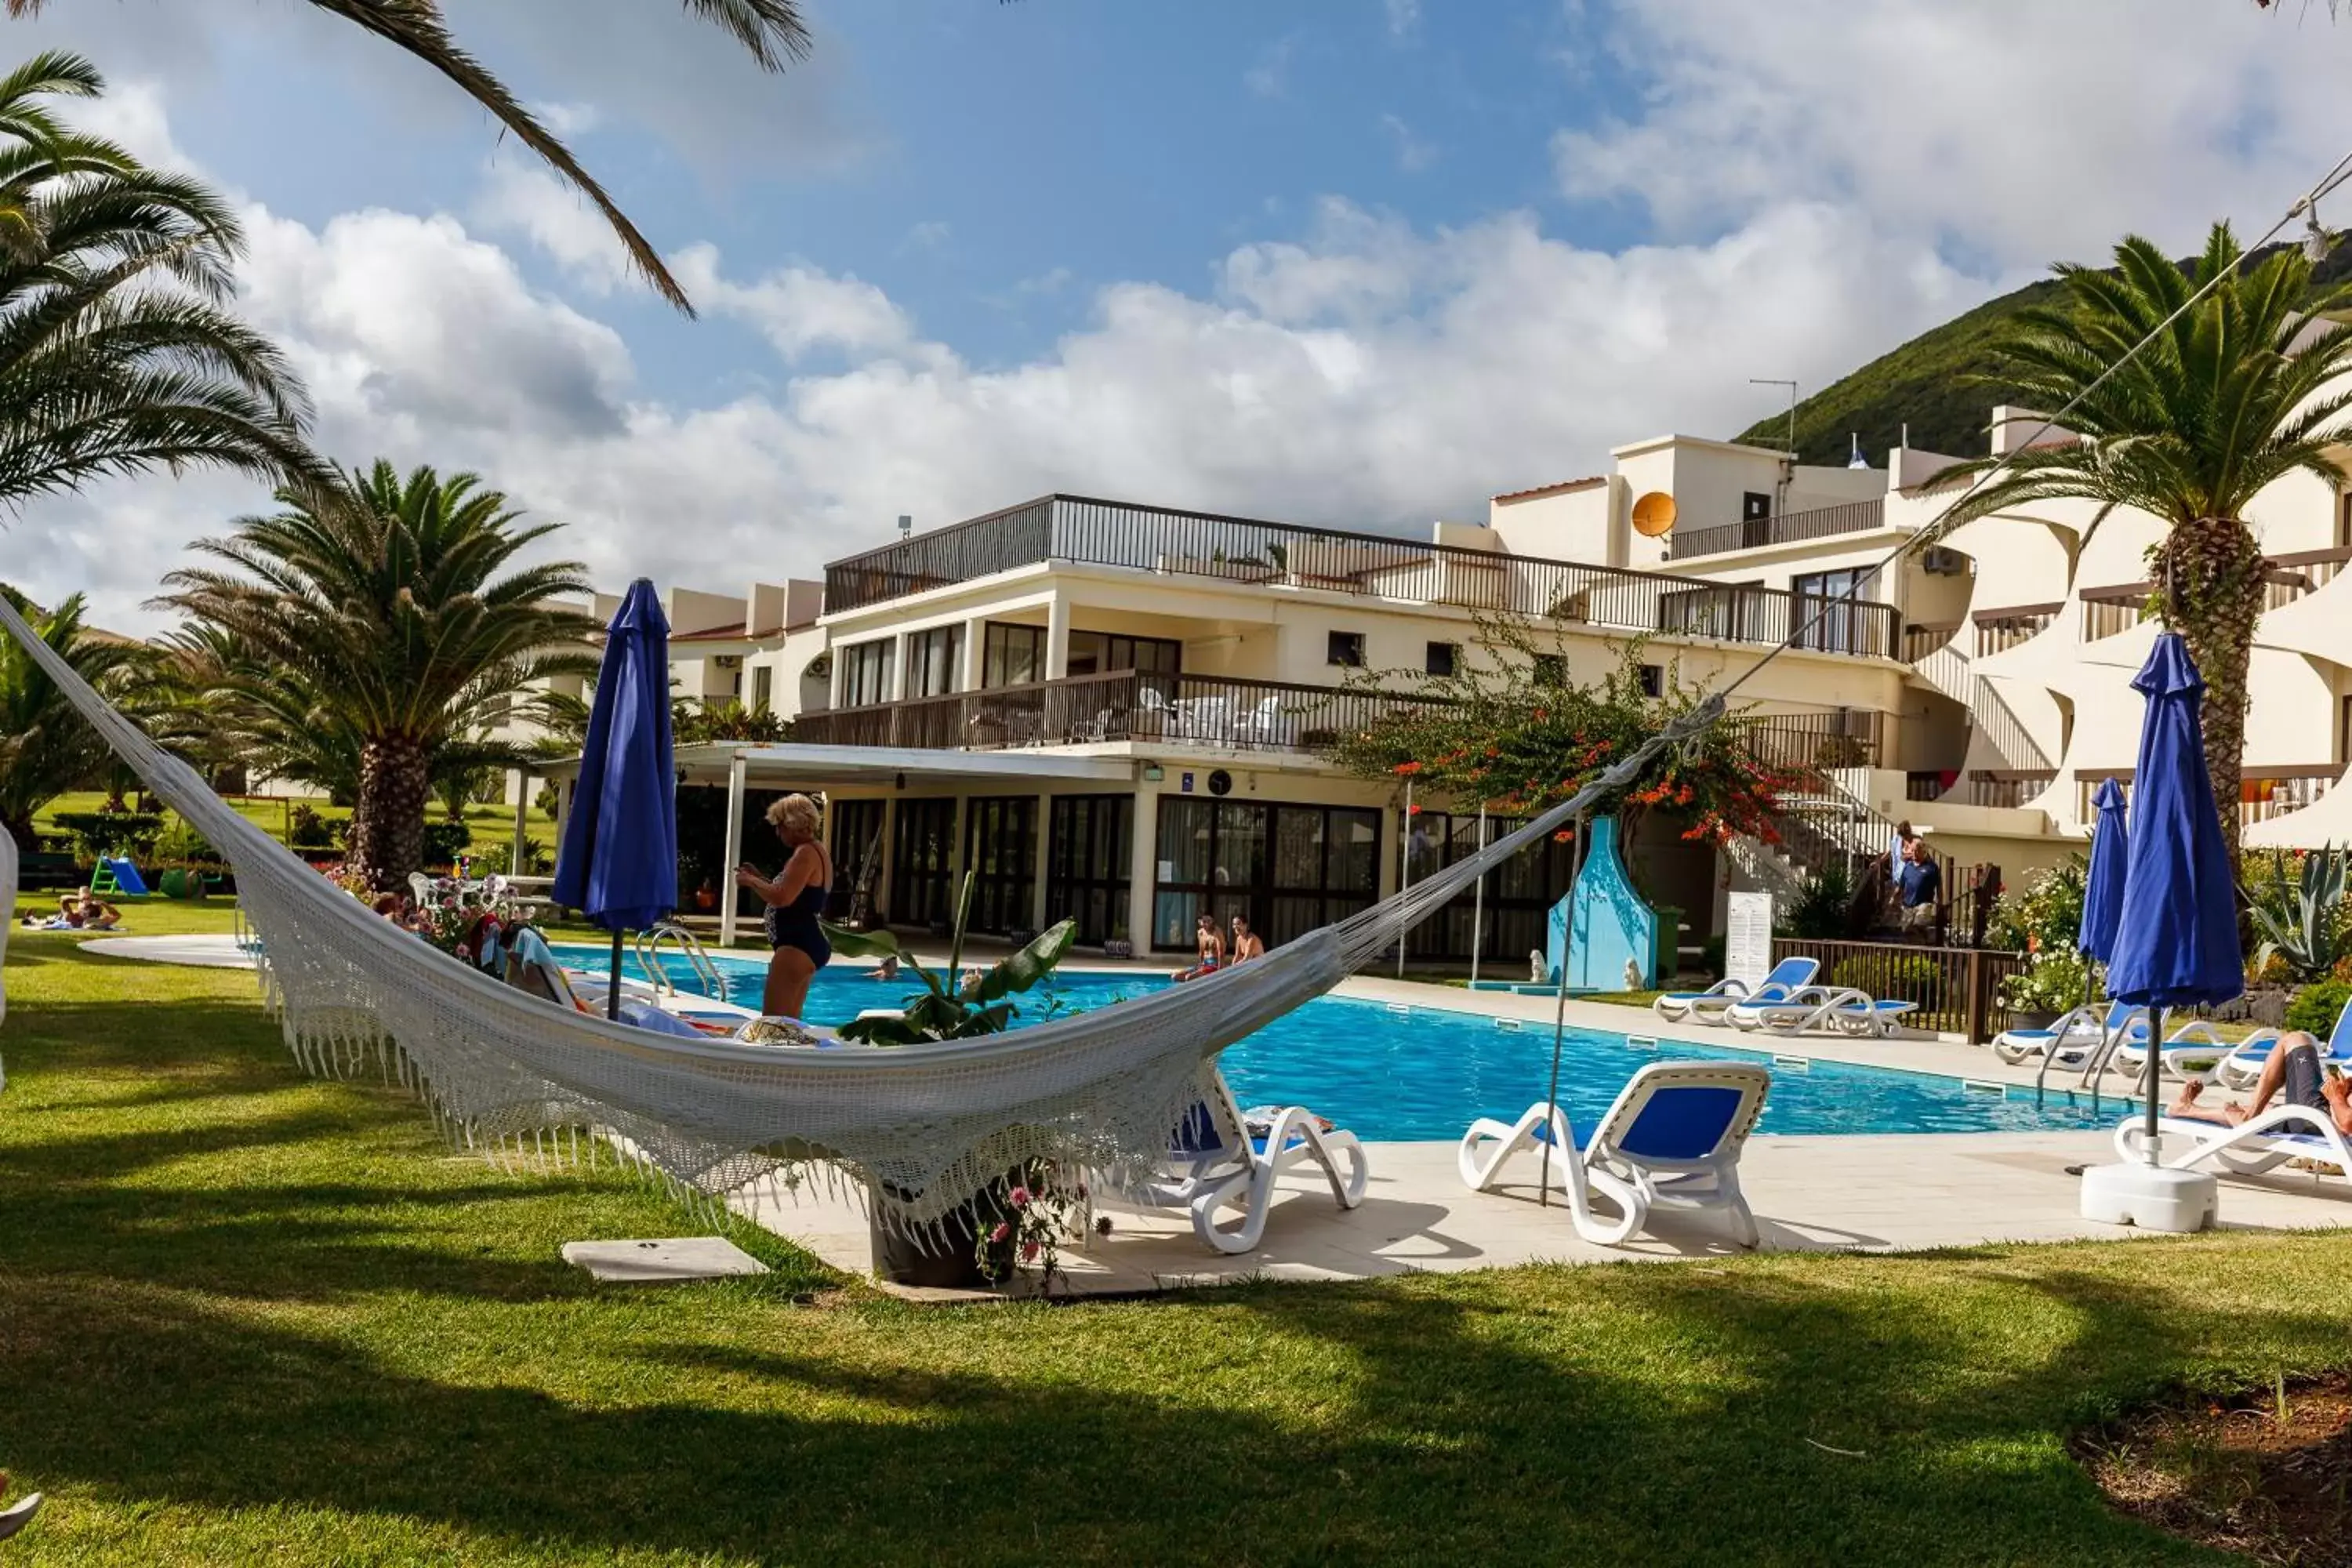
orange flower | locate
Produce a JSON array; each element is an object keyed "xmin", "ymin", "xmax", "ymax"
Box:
[{"xmin": 1394, "ymin": 760, "xmax": 1423, "ymax": 776}]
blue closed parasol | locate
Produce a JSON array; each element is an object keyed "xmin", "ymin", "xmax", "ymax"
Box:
[
  {"xmin": 553, "ymin": 579, "xmax": 678, "ymax": 1017},
  {"xmin": 2103, "ymin": 633, "xmax": 2243, "ymax": 1158},
  {"xmin": 2078, "ymin": 777, "xmax": 2130, "ymax": 967}
]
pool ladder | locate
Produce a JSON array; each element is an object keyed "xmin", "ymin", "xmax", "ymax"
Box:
[{"xmin": 632, "ymin": 922, "xmax": 726, "ymax": 1002}]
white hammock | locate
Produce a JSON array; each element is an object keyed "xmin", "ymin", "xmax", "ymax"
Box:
[{"xmin": 0, "ymin": 593, "xmax": 1721, "ymax": 1221}]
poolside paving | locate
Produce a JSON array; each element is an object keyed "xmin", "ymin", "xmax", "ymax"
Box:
[{"xmin": 91, "ymin": 935, "xmax": 2352, "ymax": 1298}]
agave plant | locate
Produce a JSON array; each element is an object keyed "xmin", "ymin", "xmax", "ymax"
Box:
[
  {"xmin": 823, "ymin": 873, "xmax": 1075, "ymax": 1044},
  {"xmin": 2245, "ymin": 844, "xmax": 2350, "ymax": 982}
]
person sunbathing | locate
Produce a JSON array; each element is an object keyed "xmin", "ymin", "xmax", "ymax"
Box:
[
  {"xmin": 2169, "ymin": 1033, "xmax": 2352, "ymax": 1136},
  {"xmin": 75, "ymin": 893, "xmax": 121, "ymax": 930}
]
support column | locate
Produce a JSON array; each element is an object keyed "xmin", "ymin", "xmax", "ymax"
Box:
[
  {"xmin": 1044, "ymin": 594, "xmax": 1071, "ymax": 681},
  {"xmin": 1127, "ymin": 781, "xmax": 1159, "ymax": 953},
  {"xmin": 888, "ymin": 632, "xmax": 909, "ymax": 702},
  {"xmin": 512, "ymin": 768, "xmax": 535, "ymax": 873},
  {"xmin": 718, "ymin": 751, "xmax": 748, "ymax": 948},
  {"xmin": 961, "ymin": 616, "xmax": 986, "ymax": 692},
  {"xmin": 1030, "ymin": 791, "xmax": 1054, "ymax": 935}
]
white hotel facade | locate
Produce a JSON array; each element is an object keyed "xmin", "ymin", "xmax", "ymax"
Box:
[{"xmin": 536, "ymin": 405, "xmax": 2352, "ymax": 962}]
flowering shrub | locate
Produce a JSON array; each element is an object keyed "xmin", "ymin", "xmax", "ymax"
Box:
[
  {"xmin": 1323, "ymin": 618, "xmax": 1798, "ymax": 857},
  {"xmin": 1991, "ymin": 855, "xmax": 2091, "ymax": 1014},
  {"xmin": 973, "ymin": 1160, "xmax": 1083, "ymax": 1287}
]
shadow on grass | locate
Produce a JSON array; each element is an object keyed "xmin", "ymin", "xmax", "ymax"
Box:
[{"xmin": 2, "ymin": 945, "xmax": 2348, "ymax": 1563}]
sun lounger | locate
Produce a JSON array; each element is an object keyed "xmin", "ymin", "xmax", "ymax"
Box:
[
  {"xmin": 1991, "ymin": 1000, "xmax": 2145, "ymax": 1067},
  {"xmin": 2104, "ymin": 1016, "xmax": 2234, "ymax": 1086},
  {"xmin": 1457, "ymin": 1061, "xmax": 1771, "ymax": 1246},
  {"xmin": 1115, "ymin": 1072, "xmax": 1367, "ymax": 1254},
  {"xmin": 1724, "ymin": 987, "xmax": 1917, "ymax": 1037},
  {"xmin": 1651, "ymin": 956, "xmax": 1819, "ymax": 1025},
  {"xmin": 2211, "ymin": 997, "xmax": 2352, "ymax": 1092},
  {"xmin": 2114, "ymin": 1102, "xmax": 2352, "ymax": 1181}
]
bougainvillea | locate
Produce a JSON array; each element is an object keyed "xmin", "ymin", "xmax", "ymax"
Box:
[{"xmin": 1323, "ymin": 614, "xmax": 1803, "ymax": 854}]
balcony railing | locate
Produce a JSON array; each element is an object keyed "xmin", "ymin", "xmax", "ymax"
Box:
[
  {"xmin": 792, "ymin": 670, "xmax": 1448, "ymax": 753},
  {"xmin": 2077, "ymin": 547, "xmax": 2352, "ymax": 640},
  {"xmin": 2074, "ymin": 766, "xmax": 2343, "ymax": 832},
  {"xmin": 1972, "ymin": 602, "xmax": 2061, "ymax": 658},
  {"xmin": 1663, "ymin": 499, "xmax": 1887, "ymax": 561},
  {"xmin": 1963, "ymin": 769, "xmax": 2056, "ymax": 809},
  {"xmin": 822, "ymin": 493, "xmax": 1897, "ymax": 658},
  {"xmin": 1730, "ymin": 709, "xmax": 1884, "ymax": 772}
]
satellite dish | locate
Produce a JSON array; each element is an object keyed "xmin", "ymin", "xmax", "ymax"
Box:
[{"xmin": 1631, "ymin": 491, "xmax": 1678, "ymax": 538}]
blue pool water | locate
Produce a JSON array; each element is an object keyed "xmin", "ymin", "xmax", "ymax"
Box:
[{"xmin": 554, "ymin": 945, "xmax": 2115, "ymax": 1140}]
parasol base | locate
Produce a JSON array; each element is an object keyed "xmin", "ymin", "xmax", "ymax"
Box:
[{"xmin": 2078, "ymin": 1161, "xmax": 2217, "ymax": 1233}]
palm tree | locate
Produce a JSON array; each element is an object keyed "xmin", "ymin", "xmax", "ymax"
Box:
[
  {"xmin": 157, "ymin": 461, "xmax": 601, "ymax": 890},
  {"xmin": 1940, "ymin": 223, "xmax": 2352, "ymax": 869},
  {"xmin": 0, "ymin": 52, "xmax": 313, "ymax": 507},
  {"xmin": 6, "ymin": 3, "xmax": 810, "ymax": 315},
  {"xmin": 0, "ymin": 583, "xmax": 136, "ymax": 848}
]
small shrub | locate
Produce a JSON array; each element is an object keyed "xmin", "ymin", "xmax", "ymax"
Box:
[
  {"xmin": 153, "ymin": 818, "xmax": 220, "ymax": 866},
  {"xmin": 421, "ymin": 819, "xmax": 474, "ymax": 868},
  {"xmin": 2285, "ymin": 977, "xmax": 2352, "ymax": 1036},
  {"xmin": 287, "ymin": 803, "xmax": 336, "ymax": 850},
  {"xmin": 471, "ymin": 837, "xmax": 548, "ymax": 877},
  {"xmin": 1834, "ymin": 953, "xmax": 1945, "ymax": 1002},
  {"xmin": 52, "ymin": 810, "xmax": 165, "ymax": 861},
  {"xmin": 1782, "ymin": 859, "xmax": 1853, "ymax": 939}
]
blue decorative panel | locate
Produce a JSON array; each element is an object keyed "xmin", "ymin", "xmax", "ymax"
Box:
[{"xmin": 1544, "ymin": 815, "xmax": 1657, "ymax": 989}]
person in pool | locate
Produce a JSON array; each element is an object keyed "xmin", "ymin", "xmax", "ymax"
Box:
[
  {"xmin": 2169, "ymin": 1032, "xmax": 2352, "ymax": 1135},
  {"xmin": 735, "ymin": 793, "xmax": 833, "ymax": 1020},
  {"xmin": 1171, "ymin": 913, "xmax": 1225, "ymax": 982},
  {"xmin": 1229, "ymin": 913, "xmax": 1265, "ymax": 964}
]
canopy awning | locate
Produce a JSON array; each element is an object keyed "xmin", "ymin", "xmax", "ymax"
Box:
[{"xmin": 540, "ymin": 741, "xmax": 1138, "ymax": 790}]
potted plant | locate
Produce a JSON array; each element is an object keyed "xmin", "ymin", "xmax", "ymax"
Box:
[{"xmin": 826, "ymin": 875, "xmax": 1080, "ymax": 1290}]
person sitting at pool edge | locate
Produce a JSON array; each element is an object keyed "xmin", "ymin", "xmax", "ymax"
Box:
[
  {"xmin": 866, "ymin": 953, "xmax": 902, "ymax": 982},
  {"xmin": 2170, "ymin": 1032, "xmax": 2352, "ymax": 1135},
  {"xmin": 1171, "ymin": 913, "xmax": 1225, "ymax": 982},
  {"xmin": 1229, "ymin": 913, "xmax": 1265, "ymax": 964}
]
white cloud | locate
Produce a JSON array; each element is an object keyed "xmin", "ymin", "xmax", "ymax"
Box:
[
  {"xmin": 1385, "ymin": 0, "xmax": 1421, "ymax": 40},
  {"xmin": 1555, "ymin": 0, "xmax": 2352, "ymax": 267},
  {"xmin": 1244, "ymin": 38, "xmax": 1294, "ymax": 100},
  {"xmin": 1381, "ymin": 113, "xmax": 1436, "ymax": 174},
  {"xmin": 19, "ymin": 3, "xmax": 2352, "ymax": 641}
]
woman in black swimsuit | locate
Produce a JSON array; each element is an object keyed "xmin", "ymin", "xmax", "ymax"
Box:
[{"xmin": 735, "ymin": 793, "xmax": 833, "ymax": 1020}]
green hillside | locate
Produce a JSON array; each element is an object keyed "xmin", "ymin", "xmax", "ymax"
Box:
[
  {"xmin": 1733, "ymin": 278, "xmax": 2056, "ymax": 465},
  {"xmin": 1740, "ymin": 242, "xmax": 2352, "ymax": 466}
]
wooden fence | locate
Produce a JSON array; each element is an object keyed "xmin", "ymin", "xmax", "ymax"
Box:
[{"xmin": 1769, "ymin": 937, "xmax": 2027, "ymax": 1044}]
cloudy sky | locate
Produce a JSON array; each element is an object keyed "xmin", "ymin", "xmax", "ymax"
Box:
[{"xmin": 5, "ymin": 0, "xmax": 2352, "ymax": 632}]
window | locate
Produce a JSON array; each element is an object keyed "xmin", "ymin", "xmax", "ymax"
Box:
[
  {"xmin": 826, "ymin": 798, "xmax": 887, "ymax": 919},
  {"xmin": 906, "ymin": 625, "xmax": 964, "ymax": 699},
  {"xmin": 1065, "ymin": 631, "xmax": 1181, "ymax": 680},
  {"xmin": 1425, "ymin": 641, "xmax": 1457, "ymax": 677},
  {"xmin": 838, "ymin": 639, "xmax": 893, "ymax": 706},
  {"xmin": 1401, "ymin": 808, "xmax": 1577, "ymax": 964},
  {"xmin": 1740, "ymin": 490, "xmax": 1772, "ymax": 548},
  {"xmin": 1327, "ymin": 630, "xmax": 1366, "ymax": 667},
  {"xmin": 963, "ymin": 797, "xmax": 1038, "ymax": 934},
  {"xmin": 1637, "ymin": 662, "xmax": 1663, "ymax": 698},
  {"xmin": 890, "ymin": 799, "xmax": 957, "ymax": 929},
  {"xmin": 750, "ymin": 666, "xmax": 774, "ymax": 715},
  {"xmin": 982, "ymin": 622, "xmax": 1046, "ymax": 688},
  {"xmin": 1047, "ymin": 795, "xmax": 1134, "ymax": 945},
  {"xmin": 1532, "ymin": 654, "xmax": 1565, "ymax": 686},
  {"xmin": 1792, "ymin": 568, "xmax": 1871, "ymax": 654},
  {"xmin": 1152, "ymin": 798, "xmax": 1380, "ymax": 951}
]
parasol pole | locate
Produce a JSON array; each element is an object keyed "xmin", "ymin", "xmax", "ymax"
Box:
[
  {"xmin": 1538, "ymin": 812, "xmax": 1588, "ymax": 1207},
  {"xmin": 1468, "ymin": 805, "xmax": 1488, "ymax": 988}
]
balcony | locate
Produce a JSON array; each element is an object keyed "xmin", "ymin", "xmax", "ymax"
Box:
[
  {"xmin": 2077, "ymin": 546, "xmax": 2352, "ymax": 641},
  {"xmin": 2076, "ymin": 766, "xmax": 2343, "ymax": 832},
  {"xmin": 1972, "ymin": 603, "xmax": 2061, "ymax": 658},
  {"xmin": 822, "ymin": 493, "xmax": 1897, "ymax": 659},
  {"xmin": 1962, "ymin": 768, "xmax": 2056, "ymax": 809},
  {"xmin": 1662, "ymin": 499, "xmax": 1886, "ymax": 561},
  {"xmin": 791, "ymin": 670, "xmax": 1447, "ymax": 754}
]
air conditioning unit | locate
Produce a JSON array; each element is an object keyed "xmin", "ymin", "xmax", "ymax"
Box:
[{"xmin": 1919, "ymin": 546, "xmax": 1968, "ymax": 576}]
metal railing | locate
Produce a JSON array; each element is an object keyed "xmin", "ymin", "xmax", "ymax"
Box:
[
  {"xmin": 822, "ymin": 494, "xmax": 1897, "ymax": 657},
  {"xmin": 1972, "ymin": 602, "xmax": 2061, "ymax": 658},
  {"xmin": 1905, "ymin": 770, "xmax": 1955, "ymax": 802},
  {"xmin": 1731, "ymin": 709, "xmax": 1883, "ymax": 771},
  {"xmin": 1901, "ymin": 619, "xmax": 1962, "ymax": 662},
  {"xmin": 1973, "ymin": 677, "xmax": 2055, "ymax": 774},
  {"xmin": 1664, "ymin": 499, "xmax": 1887, "ymax": 561},
  {"xmin": 2073, "ymin": 767, "xmax": 2343, "ymax": 832},
  {"xmin": 1770, "ymin": 936, "xmax": 2026, "ymax": 1042},
  {"xmin": 792, "ymin": 669, "xmax": 1450, "ymax": 753},
  {"xmin": 1964, "ymin": 770, "xmax": 2055, "ymax": 809}
]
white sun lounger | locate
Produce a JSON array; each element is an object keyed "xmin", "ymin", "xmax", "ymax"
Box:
[
  {"xmin": 1651, "ymin": 956, "xmax": 1819, "ymax": 1025},
  {"xmin": 2114, "ymin": 1103, "xmax": 2352, "ymax": 1181},
  {"xmin": 1457, "ymin": 1061, "xmax": 1771, "ymax": 1247},
  {"xmin": 2104, "ymin": 1015, "xmax": 2234, "ymax": 1087},
  {"xmin": 1724, "ymin": 987, "xmax": 1918, "ymax": 1037},
  {"xmin": 1116, "ymin": 1072, "xmax": 1368, "ymax": 1254},
  {"xmin": 2211, "ymin": 998, "xmax": 2352, "ymax": 1093},
  {"xmin": 1991, "ymin": 1000, "xmax": 2146, "ymax": 1066}
]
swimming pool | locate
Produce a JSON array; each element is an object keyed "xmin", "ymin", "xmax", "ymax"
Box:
[{"xmin": 553, "ymin": 945, "xmax": 2114, "ymax": 1140}]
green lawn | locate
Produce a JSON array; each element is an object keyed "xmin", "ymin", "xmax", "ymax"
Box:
[{"xmin": 5, "ymin": 928, "xmax": 2352, "ymax": 1563}]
